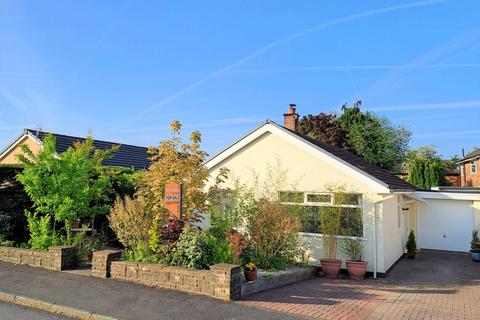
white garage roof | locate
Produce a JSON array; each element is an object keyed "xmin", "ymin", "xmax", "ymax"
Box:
[{"xmin": 416, "ymin": 191, "xmax": 480, "ymax": 201}]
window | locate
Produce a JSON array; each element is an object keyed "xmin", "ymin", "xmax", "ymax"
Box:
[
  {"xmin": 471, "ymin": 160, "xmax": 478, "ymax": 174},
  {"xmin": 279, "ymin": 191, "xmax": 363, "ymax": 237}
]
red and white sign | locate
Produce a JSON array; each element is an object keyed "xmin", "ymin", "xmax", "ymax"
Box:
[{"xmin": 165, "ymin": 183, "xmax": 182, "ymax": 220}]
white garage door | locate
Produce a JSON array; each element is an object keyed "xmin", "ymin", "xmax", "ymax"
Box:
[{"xmin": 417, "ymin": 199, "xmax": 473, "ymax": 252}]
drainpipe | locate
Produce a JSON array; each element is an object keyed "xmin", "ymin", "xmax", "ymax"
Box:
[{"xmin": 372, "ymin": 195, "xmax": 395, "ymax": 279}]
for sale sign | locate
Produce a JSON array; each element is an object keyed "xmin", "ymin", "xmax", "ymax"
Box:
[{"xmin": 165, "ymin": 183, "xmax": 182, "ymax": 220}]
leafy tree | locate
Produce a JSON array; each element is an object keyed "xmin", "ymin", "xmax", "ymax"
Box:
[
  {"xmin": 298, "ymin": 113, "xmax": 351, "ymax": 149},
  {"xmin": 297, "ymin": 101, "xmax": 411, "ymax": 171},
  {"xmin": 17, "ymin": 134, "xmax": 115, "ymax": 244},
  {"xmin": 338, "ymin": 101, "xmax": 411, "ymax": 171},
  {"xmin": 403, "ymin": 146, "xmax": 448, "ymax": 189},
  {"xmin": 138, "ymin": 120, "xmax": 210, "ymax": 219}
]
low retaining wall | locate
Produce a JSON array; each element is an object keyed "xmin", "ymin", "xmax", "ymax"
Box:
[
  {"xmin": 91, "ymin": 250, "xmax": 122, "ymax": 278},
  {"xmin": 0, "ymin": 246, "xmax": 76, "ymax": 271},
  {"xmin": 109, "ymin": 261, "xmax": 241, "ymax": 301},
  {"xmin": 241, "ymin": 266, "xmax": 315, "ymax": 297}
]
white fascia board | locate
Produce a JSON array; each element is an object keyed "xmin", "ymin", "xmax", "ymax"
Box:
[
  {"xmin": 416, "ymin": 191, "xmax": 480, "ymax": 201},
  {"xmin": 205, "ymin": 121, "xmax": 391, "ymax": 194},
  {"xmin": 395, "ymin": 192, "xmax": 427, "ymax": 204},
  {"xmin": 0, "ymin": 130, "xmax": 46, "ymax": 162}
]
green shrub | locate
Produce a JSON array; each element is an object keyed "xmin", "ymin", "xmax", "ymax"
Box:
[
  {"xmin": 340, "ymin": 237, "xmax": 364, "ymax": 261},
  {"xmin": 406, "ymin": 230, "xmax": 416, "ymax": 253},
  {"xmin": 169, "ymin": 227, "xmax": 214, "ymax": 269},
  {"xmin": 26, "ymin": 212, "xmax": 58, "ymax": 250},
  {"xmin": 248, "ymin": 201, "xmax": 304, "ymax": 270},
  {"xmin": 471, "ymin": 230, "xmax": 480, "ymax": 252},
  {"xmin": 206, "ymin": 225, "xmax": 233, "ymax": 264},
  {"xmin": 0, "ymin": 211, "xmax": 13, "ymax": 242}
]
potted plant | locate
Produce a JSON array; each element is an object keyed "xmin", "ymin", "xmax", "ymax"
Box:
[
  {"xmin": 340, "ymin": 237, "xmax": 367, "ymax": 280},
  {"xmin": 318, "ymin": 186, "xmax": 345, "ymax": 279},
  {"xmin": 243, "ymin": 262, "xmax": 257, "ymax": 281},
  {"xmin": 470, "ymin": 230, "xmax": 480, "ymax": 262},
  {"xmin": 406, "ymin": 230, "xmax": 417, "ymax": 259}
]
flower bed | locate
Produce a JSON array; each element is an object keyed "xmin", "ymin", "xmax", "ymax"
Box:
[
  {"xmin": 0, "ymin": 245, "xmax": 76, "ymax": 271},
  {"xmin": 241, "ymin": 266, "xmax": 315, "ymax": 297}
]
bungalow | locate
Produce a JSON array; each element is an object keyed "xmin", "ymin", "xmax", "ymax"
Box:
[
  {"xmin": 205, "ymin": 106, "xmax": 480, "ymax": 276},
  {"xmin": 0, "ymin": 129, "xmax": 150, "ymax": 170}
]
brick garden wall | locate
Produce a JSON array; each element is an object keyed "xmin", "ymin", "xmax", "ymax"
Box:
[
  {"xmin": 0, "ymin": 246, "xmax": 76, "ymax": 271},
  {"xmin": 107, "ymin": 260, "xmax": 241, "ymax": 301}
]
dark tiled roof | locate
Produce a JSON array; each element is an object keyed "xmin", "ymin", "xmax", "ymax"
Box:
[
  {"xmin": 287, "ymin": 128, "xmax": 418, "ymax": 191},
  {"xmin": 27, "ymin": 129, "xmax": 150, "ymax": 171},
  {"xmin": 459, "ymin": 148, "xmax": 480, "ymax": 163}
]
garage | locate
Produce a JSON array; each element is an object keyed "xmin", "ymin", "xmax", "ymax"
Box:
[{"xmin": 415, "ymin": 192, "xmax": 480, "ymax": 252}]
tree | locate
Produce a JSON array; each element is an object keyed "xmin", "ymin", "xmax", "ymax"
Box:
[
  {"xmin": 338, "ymin": 101, "xmax": 411, "ymax": 171},
  {"xmin": 17, "ymin": 134, "xmax": 115, "ymax": 244},
  {"xmin": 298, "ymin": 101, "xmax": 411, "ymax": 171},
  {"xmin": 298, "ymin": 113, "xmax": 351, "ymax": 149},
  {"xmin": 137, "ymin": 120, "xmax": 211, "ymax": 220},
  {"xmin": 403, "ymin": 146, "xmax": 448, "ymax": 189}
]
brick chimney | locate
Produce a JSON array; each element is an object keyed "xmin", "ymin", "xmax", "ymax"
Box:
[{"xmin": 283, "ymin": 104, "xmax": 299, "ymax": 131}]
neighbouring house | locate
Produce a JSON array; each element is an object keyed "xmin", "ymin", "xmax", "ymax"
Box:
[
  {"xmin": 205, "ymin": 105, "xmax": 480, "ymax": 276},
  {"xmin": 458, "ymin": 148, "xmax": 480, "ymax": 187},
  {"xmin": 0, "ymin": 129, "xmax": 150, "ymax": 170}
]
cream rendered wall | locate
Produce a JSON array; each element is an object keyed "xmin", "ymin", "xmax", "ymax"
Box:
[
  {"xmin": 207, "ymin": 131, "xmax": 390, "ymax": 273},
  {"xmin": 0, "ymin": 136, "xmax": 42, "ymax": 164},
  {"xmin": 378, "ymin": 195, "xmax": 404, "ymax": 273}
]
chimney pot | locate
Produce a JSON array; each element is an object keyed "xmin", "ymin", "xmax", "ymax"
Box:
[{"xmin": 284, "ymin": 104, "xmax": 299, "ymax": 131}]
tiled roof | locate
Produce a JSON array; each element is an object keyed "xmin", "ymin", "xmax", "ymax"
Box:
[
  {"xmin": 287, "ymin": 128, "xmax": 418, "ymax": 191},
  {"xmin": 458, "ymin": 148, "xmax": 480, "ymax": 163},
  {"xmin": 27, "ymin": 129, "xmax": 150, "ymax": 171}
]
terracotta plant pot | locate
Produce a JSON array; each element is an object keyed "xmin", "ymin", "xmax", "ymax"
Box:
[
  {"xmin": 244, "ymin": 269, "xmax": 257, "ymax": 282},
  {"xmin": 320, "ymin": 259, "xmax": 341, "ymax": 279},
  {"xmin": 346, "ymin": 260, "xmax": 367, "ymax": 280}
]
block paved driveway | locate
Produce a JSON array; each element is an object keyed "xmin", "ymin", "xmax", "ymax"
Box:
[{"xmin": 237, "ymin": 250, "xmax": 480, "ymax": 320}]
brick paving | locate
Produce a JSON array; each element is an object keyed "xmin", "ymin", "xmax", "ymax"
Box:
[{"xmin": 238, "ymin": 251, "xmax": 480, "ymax": 320}]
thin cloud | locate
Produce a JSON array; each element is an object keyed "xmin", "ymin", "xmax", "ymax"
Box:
[
  {"xmin": 415, "ymin": 129, "xmax": 480, "ymax": 138},
  {"xmin": 119, "ymin": 0, "xmax": 448, "ymax": 127},
  {"xmin": 369, "ymin": 100, "xmax": 480, "ymax": 112},
  {"xmin": 235, "ymin": 63, "xmax": 480, "ymax": 73}
]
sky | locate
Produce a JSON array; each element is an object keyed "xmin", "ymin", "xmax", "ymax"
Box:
[{"xmin": 0, "ymin": 0, "xmax": 479, "ymax": 159}]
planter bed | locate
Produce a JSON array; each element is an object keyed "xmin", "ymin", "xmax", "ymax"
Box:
[
  {"xmin": 0, "ymin": 245, "xmax": 76, "ymax": 271},
  {"xmin": 241, "ymin": 266, "xmax": 315, "ymax": 297},
  {"xmin": 90, "ymin": 250, "xmax": 242, "ymax": 302}
]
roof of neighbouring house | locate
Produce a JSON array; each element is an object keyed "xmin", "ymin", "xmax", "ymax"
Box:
[
  {"xmin": 24, "ymin": 129, "xmax": 150, "ymax": 170},
  {"xmin": 458, "ymin": 148, "xmax": 480, "ymax": 164},
  {"xmin": 205, "ymin": 120, "xmax": 418, "ymax": 192}
]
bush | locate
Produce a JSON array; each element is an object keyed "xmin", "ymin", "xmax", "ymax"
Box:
[
  {"xmin": 248, "ymin": 201, "xmax": 304, "ymax": 270},
  {"xmin": 406, "ymin": 230, "xmax": 416, "ymax": 253},
  {"xmin": 471, "ymin": 230, "xmax": 480, "ymax": 252},
  {"xmin": 108, "ymin": 195, "xmax": 154, "ymax": 260},
  {"xmin": 0, "ymin": 211, "xmax": 13, "ymax": 242},
  {"xmin": 26, "ymin": 212, "xmax": 59, "ymax": 250},
  {"xmin": 340, "ymin": 238, "xmax": 364, "ymax": 261},
  {"xmin": 169, "ymin": 227, "xmax": 215, "ymax": 269}
]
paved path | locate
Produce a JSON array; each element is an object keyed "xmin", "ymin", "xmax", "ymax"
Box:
[
  {"xmin": 0, "ymin": 301, "xmax": 73, "ymax": 320},
  {"xmin": 0, "ymin": 261, "xmax": 296, "ymax": 320},
  {"xmin": 238, "ymin": 251, "xmax": 480, "ymax": 320}
]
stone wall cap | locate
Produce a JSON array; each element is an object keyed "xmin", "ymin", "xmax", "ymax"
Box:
[{"xmin": 209, "ymin": 263, "xmax": 242, "ymax": 270}]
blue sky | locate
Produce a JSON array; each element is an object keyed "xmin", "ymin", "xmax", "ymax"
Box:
[{"xmin": 1, "ymin": 0, "xmax": 479, "ymax": 159}]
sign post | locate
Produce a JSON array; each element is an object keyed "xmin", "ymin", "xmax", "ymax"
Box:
[{"xmin": 165, "ymin": 183, "xmax": 182, "ymax": 220}]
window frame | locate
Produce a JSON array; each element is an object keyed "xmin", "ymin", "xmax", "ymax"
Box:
[
  {"xmin": 471, "ymin": 160, "xmax": 478, "ymax": 174},
  {"xmin": 279, "ymin": 190, "xmax": 365, "ymax": 238}
]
